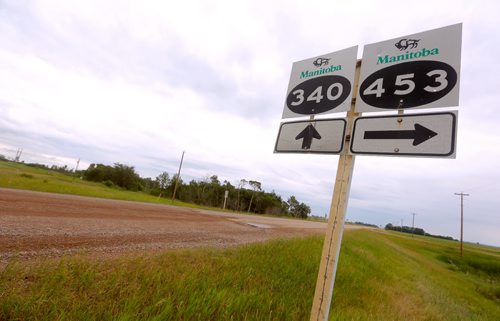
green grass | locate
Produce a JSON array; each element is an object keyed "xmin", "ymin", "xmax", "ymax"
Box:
[
  {"xmin": 0, "ymin": 161, "xmax": 223, "ymax": 210},
  {"xmin": 1, "ymin": 230, "xmax": 498, "ymax": 320},
  {"xmin": 1, "ymin": 238, "xmax": 320, "ymax": 321},
  {"xmin": 333, "ymin": 230, "xmax": 500, "ymax": 321}
]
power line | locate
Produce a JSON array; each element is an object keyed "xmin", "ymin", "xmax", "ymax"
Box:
[{"xmin": 454, "ymin": 192, "xmax": 469, "ymax": 257}]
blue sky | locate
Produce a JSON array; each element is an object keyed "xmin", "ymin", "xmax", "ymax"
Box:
[{"xmin": 1, "ymin": 0, "xmax": 499, "ymax": 246}]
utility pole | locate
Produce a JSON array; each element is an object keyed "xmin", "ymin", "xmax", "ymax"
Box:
[
  {"xmin": 401, "ymin": 219, "xmax": 404, "ymax": 232},
  {"xmin": 172, "ymin": 151, "xmax": 185, "ymax": 204},
  {"xmin": 75, "ymin": 158, "xmax": 80, "ymax": 172},
  {"xmin": 454, "ymin": 192, "xmax": 469, "ymax": 257},
  {"xmin": 223, "ymin": 190, "xmax": 229, "ymax": 210},
  {"xmin": 14, "ymin": 148, "xmax": 23, "ymax": 162},
  {"xmin": 411, "ymin": 213, "xmax": 417, "ymax": 237}
]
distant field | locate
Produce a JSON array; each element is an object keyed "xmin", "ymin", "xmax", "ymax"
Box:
[
  {"xmin": 1, "ymin": 229, "xmax": 499, "ymax": 320},
  {"xmin": 0, "ymin": 161, "xmax": 218, "ymax": 210}
]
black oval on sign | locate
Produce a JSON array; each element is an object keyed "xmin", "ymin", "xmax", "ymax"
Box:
[
  {"xmin": 286, "ymin": 75, "xmax": 351, "ymax": 115},
  {"xmin": 359, "ymin": 60, "xmax": 457, "ymax": 109}
]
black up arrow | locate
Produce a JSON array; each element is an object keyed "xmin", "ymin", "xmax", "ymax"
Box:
[
  {"xmin": 364, "ymin": 124, "xmax": 438, "ymax": 146},
  {"xmin": 295, "ymin": 124, "xmax": 321, "ymax": 149}
]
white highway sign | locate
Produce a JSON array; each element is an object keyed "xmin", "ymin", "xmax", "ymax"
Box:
[
  {"xmin": 276, "ymin": 24, "xmax": 464, "ymax": 321},
  {"xmin": 349, "ymin": 111, "xmax": 457, "ymax": 158},
  {"xmin": 356, "ymin": 23, "xmax": 462, "ymax": 112},
  {"xmin": 275, "ymin": 119, "xmax": 346, "ymax": 154},
  {"xmin": 282, "ymin": 46, "xmax": 358, "ymax": 119}
]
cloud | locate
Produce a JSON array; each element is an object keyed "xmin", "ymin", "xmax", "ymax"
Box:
[{"xmin": 0, "ymin": 0, "xmax": 499, "ymax": 246}]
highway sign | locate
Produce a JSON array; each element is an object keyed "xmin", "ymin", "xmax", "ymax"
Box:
[
  {"xmin": 282, "ymin": 46, "xmax": 358, "ymax": 119},
  {"xmin": 356, "ymin": 24, "xmax": 462, "ymax": 112},
  {"xmin": 349, "ymin": 111, "xmax": 457, "ymax": 157},
  {"xmin": 275, "ymin": 119, "xmax": 346, "ymax": 154}
]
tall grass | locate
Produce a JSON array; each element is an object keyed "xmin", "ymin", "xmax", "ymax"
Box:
[
  {"xmin": 1, "ymin": 238, "xmax": 320, "ymax": 321},
  {"xmin": 1, "ymin": 230, "xmax": 498, "ymax": 320},
  {"xmin": 333, "ymin": 230, "xmax": 499, "ymax": 321}
]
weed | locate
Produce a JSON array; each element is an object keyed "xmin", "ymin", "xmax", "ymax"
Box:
[{"xmin": 1, "ymin": 231, "xmax": 499, "ymax": 320}]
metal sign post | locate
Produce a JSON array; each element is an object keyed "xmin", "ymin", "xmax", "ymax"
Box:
[{"xmin": 309, "ymin": 61, "xmax": 360, "ymax": 321}]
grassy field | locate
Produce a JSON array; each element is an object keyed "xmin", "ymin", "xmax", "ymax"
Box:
[
  {"xmin": 1, "ymin": 161, "xmax": 499, "ymax": 320},
  {"xmin": 0, "ymin": 160, "xmax": 220, "ymax": 210},
  {"xmin": 1, "ymin": 229, "xmax": 498, "ymax": 320}
]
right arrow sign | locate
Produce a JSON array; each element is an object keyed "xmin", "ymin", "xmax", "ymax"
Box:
[
  {"xmin": 364, "ymin": 123, "xmax": 438, "ymax": 146},
  {"xmin": 350, "ymin": 111, "xmax": 457, "ymax": 158}
]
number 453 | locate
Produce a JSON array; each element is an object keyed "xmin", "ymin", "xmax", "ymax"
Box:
[{"xmin": 363, "ymin": 70, "xmax": 448, "ymax": 98}]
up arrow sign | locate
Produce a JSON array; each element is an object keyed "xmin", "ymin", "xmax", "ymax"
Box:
[
  {"xmin": 274, "ymin": 119, "xmax": 346, "ymax": 154},
  {"xmin": 363, "ymin": 124, "xmax": 438, "ymax": 146},
  {"xmin": 295, "ymin": 124, "xmax": 322, "ymax": 149}
]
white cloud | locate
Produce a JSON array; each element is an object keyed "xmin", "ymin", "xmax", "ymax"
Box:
[{"xmin": 1, "ymin": 0, "xmax": 499, "ymax": 245}]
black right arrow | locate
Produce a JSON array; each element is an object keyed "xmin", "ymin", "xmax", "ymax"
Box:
[
  {"xmin": 364, "ymin": 123, "xmax": 438, "ymax": 146},
  {"xmin": 295, "ymin": 124, "xmax": 321, "ymax": 149}
]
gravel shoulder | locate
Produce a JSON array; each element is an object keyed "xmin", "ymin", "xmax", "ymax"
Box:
[{"xmin": 0, "ymin": 188, "xmax": 329, "ymax": 263}]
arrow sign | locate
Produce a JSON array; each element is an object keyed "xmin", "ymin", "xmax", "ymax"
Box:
[
  {"xmin": 275, "ymin": 118, "xmax": 346, "ymax": 154},
  {"xmin": 363, "ymin": 124, "xmax": 437, "ymax": 146},
  {"xmin": 295, "ymin": 124, "xmax": 322, "ymax": 149},
  {"xmin": 350, "ymin": 111, "xmax": 457, "ymax": 158}
]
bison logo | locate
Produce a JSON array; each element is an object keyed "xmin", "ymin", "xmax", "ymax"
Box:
[
  {"xmin": 395, "ymin": 38, "xmax": 420, "ymax": 51},
  {"xmin": 313, "ymin": 57, "xmax": 330, "ymax": 67}
]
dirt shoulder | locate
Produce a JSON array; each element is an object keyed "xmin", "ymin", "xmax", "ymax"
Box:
[{"xmin": 0, "ymin": 188, "xmax": 328, "ymax": 263}]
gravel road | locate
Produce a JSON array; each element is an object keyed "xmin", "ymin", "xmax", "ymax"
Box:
[{"xmin": 0, "ymin": 188, "xmax": 328, "ymax": 263}]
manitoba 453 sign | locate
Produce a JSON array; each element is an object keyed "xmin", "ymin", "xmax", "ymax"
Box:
[
  {"xmin": 282, "ymin": 46, "xmax": 358, "ymax": 119},
  {"xmin": 356, "ymin": 24, "xmax": 462, "ymax": 112}
]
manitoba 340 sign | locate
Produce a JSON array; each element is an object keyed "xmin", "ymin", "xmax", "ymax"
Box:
[{"xmin": 281, "ymin": 46, "xmax": 358, "ymax": 119}]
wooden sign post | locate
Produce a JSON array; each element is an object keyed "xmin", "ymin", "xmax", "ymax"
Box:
[{"xmin": 309, "ymin": 61, "xmax": 360, "ymax": 321}]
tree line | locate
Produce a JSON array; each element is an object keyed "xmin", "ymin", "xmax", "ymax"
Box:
[
  {"xmin": 385, "ymin": 223, "xmax": 456, "ymax": 241},
  {"xmin": 6, "ymin": 158, "xmax": 312, "ymax": 218},
  {"xmin": 82, "ymin": 163, "xmax": 311, "ymax": 218}
]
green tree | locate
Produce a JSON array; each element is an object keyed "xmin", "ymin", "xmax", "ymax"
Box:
[
  {"xmin": 287, "ymin": 196, "xmax": 310, "ymax": 218},
  {"xmin": 247, "ymin": 180, "xmax": 262, "ymax": 213},
  {"xmin": 112, "ymin": 163, "xmax": 141, "ymax": 190},
  {"xmin": 294, "ymin": 202, "xmax": 311, "ymax": 219},
  {"xmin": 236, "ymin": 179, "xmax": 247, "ymax": 211},
  {"xmin": 156, "ymin": 172, "xmax": 171, "ymax": 198},
  {"xmin": 84, "ymin": 163, "xmax": 113, "ymax": 182},
  {"xmin": 286, "ymin": 196, "xmax": 299, "ymax": 214}
]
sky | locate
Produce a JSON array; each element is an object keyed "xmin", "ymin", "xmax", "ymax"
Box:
[{"xmin": 1, "ymin": 0, "xmax": 499, "ymax": 246}]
